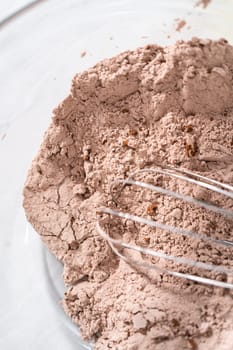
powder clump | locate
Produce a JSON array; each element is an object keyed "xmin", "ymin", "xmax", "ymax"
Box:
[
  {"xmin": 23, "ymin": 38, "xmax": 233, "ymax": 350},
  {"xmin": 196, "ymin": 0, "xmax": 212, "ymax": 8},
  {"xmin": 175, "ymin": 19, "xmax": 187, "ymax": 32}
]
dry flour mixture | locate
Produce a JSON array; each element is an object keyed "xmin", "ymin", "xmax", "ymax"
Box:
[{"xmin": 24, "ymin": 38, "xmax": 233, "ymax": 349}]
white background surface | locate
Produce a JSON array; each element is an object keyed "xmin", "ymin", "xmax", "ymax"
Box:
[{"xmin": 0, "ymin": 1, "xmax": 233, "ymax": 349}]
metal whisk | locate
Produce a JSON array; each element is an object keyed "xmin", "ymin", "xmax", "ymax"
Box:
[{"xmin": 96, "ymin": 165, "xmax": 233, "ymax": 289}]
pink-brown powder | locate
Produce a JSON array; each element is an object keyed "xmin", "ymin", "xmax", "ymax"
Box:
[
  {"xmin": 175, "ymin": 19, "xmax": 187, "ymax": 32},
  {"xmin": 23, "ymin": 38, "xmax": 233, "ymax": 349},
  {"xmin": 196, "ymin": 0, "xmax": 212, "ymax": 8}
]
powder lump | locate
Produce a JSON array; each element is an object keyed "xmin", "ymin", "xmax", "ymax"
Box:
[
  {"xmin": 196, "ymin": 0, "xmax": 212, "ymax": 8},
  {"xmin": 23, "ymin": 38, "xmax": 233, "ymax": 350},
  {"xmin": 175, "ymin": 19, "xmax": 187, "ymax": 32}
]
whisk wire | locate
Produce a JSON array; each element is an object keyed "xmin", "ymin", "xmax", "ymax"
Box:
[
  {"xmin": 96, "ymin": 221, "xmax": 233, "ymax": 289},
  {"xmin": 97, "ymin": 166, "xmax": 233, "ymax": 289}
]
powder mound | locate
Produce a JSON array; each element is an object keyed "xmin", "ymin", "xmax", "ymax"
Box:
[{"xmin": 23, "ymin": 39, "xmax": 233, "ymax": 350}]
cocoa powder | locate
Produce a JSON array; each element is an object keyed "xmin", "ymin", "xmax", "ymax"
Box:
[
  {"xmin": 196, "ymin": 0, "xmax": 212, "ymax": 8},
  {"xmin": 23, "ymin": 39, "xmax": 233, "ymax": 349}
]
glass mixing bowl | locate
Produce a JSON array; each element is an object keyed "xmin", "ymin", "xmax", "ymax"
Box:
[{"xmin": 1, "ymin": 1, "xmax": 233, "ymax": 349}]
